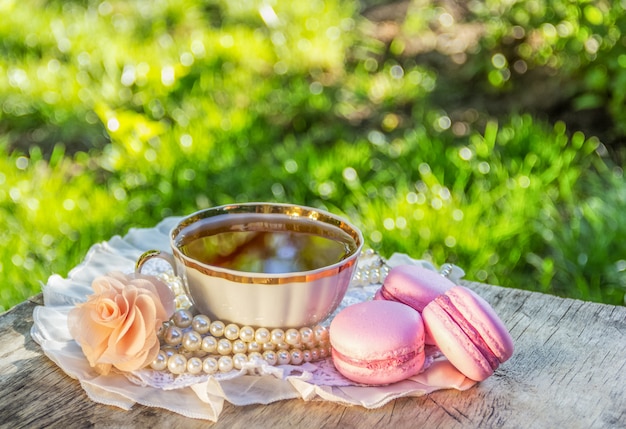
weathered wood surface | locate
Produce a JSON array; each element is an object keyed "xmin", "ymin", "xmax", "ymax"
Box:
[{"xmin": 1, "ymin": 281, "xmax": 625, "ymax": 429}]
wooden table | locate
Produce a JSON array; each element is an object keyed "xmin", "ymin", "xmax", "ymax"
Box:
[{"xmin": 1, "ymin": 281, "xmax": 624, "ymax": 428}]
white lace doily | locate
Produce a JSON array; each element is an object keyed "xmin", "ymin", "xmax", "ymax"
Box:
[{"xmin": 31, "ymin": 217, "xmax": 475, "ymax": 422}]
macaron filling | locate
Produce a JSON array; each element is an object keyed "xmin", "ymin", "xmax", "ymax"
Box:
[
  {"xmin": 332, "ymin": 346, "xmax": 424, "ymax": 371},
  {"xmin": 433, "ymin": 294, "xmax": 501, "ymax": 371}
]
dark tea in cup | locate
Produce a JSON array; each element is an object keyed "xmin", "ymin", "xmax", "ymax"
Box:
[{"xmin": 176, "ymin": 216, "xmax": 357, "ymax": 274}]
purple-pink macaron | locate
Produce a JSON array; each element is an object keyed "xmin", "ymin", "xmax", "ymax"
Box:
[
  {"xmin": 375, "ymin": 264, "xmax": 454, "ymax": 311},
  {"xmin": 329, "ymin": 300, "xmax": 425, "ymax": 385},
  {"xmin": 423, "ymin": 285, "xmax": 514, "ymax": 381},
  {"xmin": 374, "ymin": 265, "xmax": 455, "ymax": 344}
]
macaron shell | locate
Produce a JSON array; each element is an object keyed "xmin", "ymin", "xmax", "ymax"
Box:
[
  {"xmin": 423, "ymin": 302, "xmax": 494, "ymax": 381},
  {"xmin": 375, "ymin": 265, "xmax": 454, "ymax": 345},
  {"xmin": 330, "ymin": 300, "xmax": 425, "ymax": 385},
  {"xmin": 375, "ymin": 265, "xmax": 454, "ymax": 312},
  {"xmin": 445, "ymin": 286, "xmax": 514, "ymax": 363},
  {"xmin": 423, "ymin": 286, "xmax": 514, "ymax": 381}
]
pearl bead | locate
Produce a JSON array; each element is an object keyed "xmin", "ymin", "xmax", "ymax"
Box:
[
  {"xmin": 270, "ymin": 328, "xmax": 285, "ymax": 345},
  {"xmin": 232, "ymin": 339, "xmax": 247, "ymax": 354},
  {"xmin": 187, "ymin": 357, "xmax": 203, "ymax": 374},
  {"xmin": 201, "ymin": 336, "xmax": 218, "ymax": 353},
  {"xmin": 182, "ymin": 330, "xmax": 202, "ymax": 351},
  {"xmin": 191, "ymin": 314, "xmax": 211, "ymax": 334},
  {"xmin": 276, "ymin": 342, "xmax": 290, "ymax": 351},
  {"xmin": 175, "ymin": 294, "xmax": 193, "ymax": 309},
  {"xmin": 167, "ymin": 354, "xmax": 187, "ymax": 374},
  {"xmin": 209, "ymin": 320, "xmax": 225, "ymax": 337},
  {"xmin": 161, "ymin": 346, "xmax": 177, "ymax": 358},
  {"xmin": 217, "ymin": 356, "xmax": 234, "ymax": 372},
  {"xmin": 239, "ymin": 326, "xmax": 255, "ymax": 342},
  {"xmin": 156, "ymin": 323, "xmax": 166, "ymax": 340},
  {"xmin": 150, "ymin": 350, "xmax": 168, "ymax": 371},
  {"xmin": 232, "ymin": 353, "xmax": 247, "ymax": 370},
  {"xmin": 247, "ymin": 341, "xmax": 262, "ymax": 353},
  {"xmin": 299, "ymin": 327, "xmax": 314, "ymax": 343},
  {"xmin": 310, "ymin": 348, "xmax": 320, "ymax": 361},
  {"xmin": 172, "ymin": 309, "xmax": 193, "ymax": 328},
  {"xmin": 179, "ymin": 348, "xmax": 195, "ymax": 359},
  {"xmin": 314, "ymin": 325, "xmax": 329, "ymax": 342},
  {"xmin": 254, "ymin": 327, "xmax": 270, "ymax": 344},
  {"xmin": 290, "ymin": 349, "xmax": 304, "ymax": 365},
  {"xmin": 247, "ymin": 352, "xmax": 263, "ymax": 362},
  {"xmin": 262, "ymin": 342, "xmax": 276, "ymax": 352},
  {"xmin": 163, "ymin": 325, "xmax": 183, "ymax": 346},
  {"xmin": 217, "ymin": 338, "xmax": 233, "ymax": 355},
  {"xmin": 203, "ymin": 357, "xmax": 218, "ymax": 374},
  {"xmin": 262, "ymin": 351, "xmax": 277, "ymax": 366},
  {"xmin": 277, "ymin": 350, "xmax": 291, "ymax": 365},
  {"xmin": 169, "ymin": 276, "xmax": 184, "ymax": 295},
  {"xmin": 224, "ymin": 323, "xmax": 240, "ymax": 340},
  {"xmin": 319, "ymin": 345, "xmax": 329, "ymax": 359},
  {"xmin": 302, "ymin": 349, "xmax": 312, "ymax": 363},
  {"xmin": 285, "ymin": 328, "xmax": 301, "ymax": 346}
]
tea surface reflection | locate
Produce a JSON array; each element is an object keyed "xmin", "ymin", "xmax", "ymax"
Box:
[{"xmin": 179, "ymin": 229, "xmax": 353, "ymax": 273}]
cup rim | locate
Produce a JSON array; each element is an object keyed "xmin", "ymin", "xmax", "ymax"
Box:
[{"xmin": 169, "ymin": 202, "xmax": 364, "ymax": 283}]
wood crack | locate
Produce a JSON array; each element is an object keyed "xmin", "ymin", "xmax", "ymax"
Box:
[{"xmin": 427, "ymin": 396, "xmax": 462, "ymax": 423}]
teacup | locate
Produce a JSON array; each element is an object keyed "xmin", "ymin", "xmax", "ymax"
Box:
[{"xmin": 136, "ymin": 202, "xmax": 364, "ymax": 329}]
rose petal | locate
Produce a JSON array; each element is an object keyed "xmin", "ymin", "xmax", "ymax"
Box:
[
  {"xmin": 130, "ymin": 273, "xmax": 175, "ymax": 317},
  {"xmin": 116, "ymin": 297, "xmax": 150, "ymax": 357},
  {"xmin": 109, "ymin": 291, "xmax": 137, "ymax": 348},
  {"xmin": 93, "ymin": 297, "xmax": 121, "ymax": 326},
  {"xmin": 68, "ymin": 304, "xmax": 115, "ymax": 367},
  {"xmin": 92, "ymin": 275, "xmax": 125, "ymax": 295}
]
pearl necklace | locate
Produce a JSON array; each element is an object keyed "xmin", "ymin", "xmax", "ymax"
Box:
[
  {"xmin": 350, "ymin": 248, "xmax": 390, "ymax": 286},
  {"xmin": 150, "ymin": 308, "xmax": 332, "ymax": 375},
  {"xmin": 149, "ymin": 249, "xmax": 390, "ymax": 375}
]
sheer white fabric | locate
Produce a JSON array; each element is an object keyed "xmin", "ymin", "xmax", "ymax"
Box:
[{"xmin": 31, "ymin": 217, "xmax": 475, "ymax": 422}]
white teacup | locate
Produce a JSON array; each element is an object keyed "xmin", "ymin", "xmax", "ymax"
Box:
[{"xmin": 136, "ymin": 202, "xmax": 363, "ymax": 329}]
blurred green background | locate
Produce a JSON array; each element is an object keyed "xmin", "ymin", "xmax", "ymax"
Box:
[{"xmin": 2, "ymin": 0, "xmax": 626, "ymax": 312}]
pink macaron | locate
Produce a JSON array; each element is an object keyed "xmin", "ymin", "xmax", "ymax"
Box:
[
  {"xmin": 374, "ymin": 265, "xmax": 455, "ymax": 344},
  {"xmin": 422, "ymin": 286, "xmax": 514, "ymax": 382},
  {"xmin": 329, "ymin": 300, "xmax": 425, "ymax": 385},
  {"xmin": 375, "ymin": 265, "xmax": 455, "ymax": 311}
]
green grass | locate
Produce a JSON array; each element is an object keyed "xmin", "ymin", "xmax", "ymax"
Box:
[{"xmin": 2, "ymin": 0, "xmax": 626, "ymax": 311}]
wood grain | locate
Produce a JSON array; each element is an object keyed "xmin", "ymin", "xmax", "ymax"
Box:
[{"xmin": 1, "ymin": 283, "xmax": 624, "ymax": 429}]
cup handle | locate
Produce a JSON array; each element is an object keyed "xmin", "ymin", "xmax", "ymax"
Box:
[{"xmin": 135, "ymin": 250, "xmax": 177, "ymax": 274}]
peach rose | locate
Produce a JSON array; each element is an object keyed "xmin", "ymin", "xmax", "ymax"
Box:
[{"xmin": 68, "ymin": 271, "xmax": 175, "ymax": 375}]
